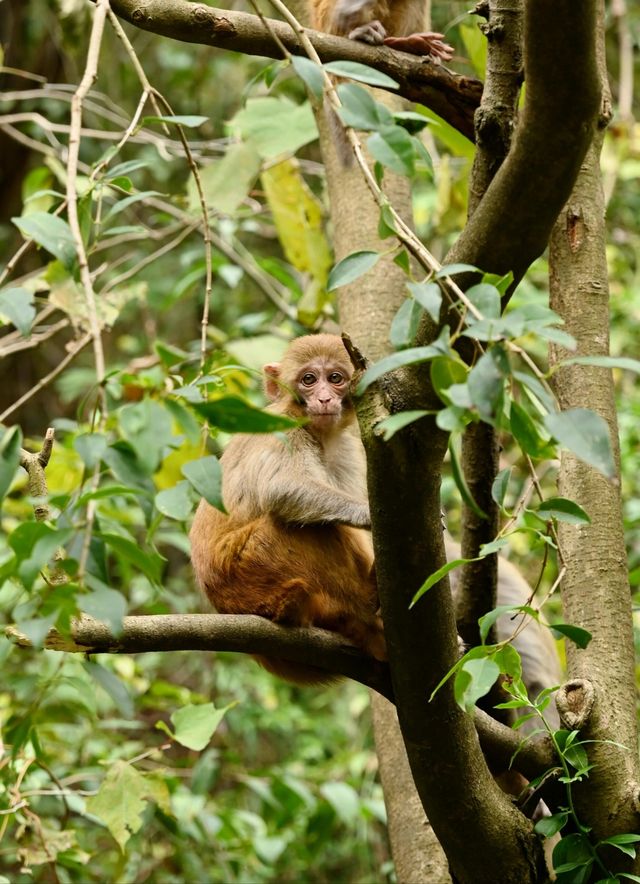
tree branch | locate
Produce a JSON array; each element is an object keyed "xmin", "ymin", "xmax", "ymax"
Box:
[
  {"xmin": 106, "ymin": 0, "xmax": 482, "ymax": 141},
  {"xmin": 6, "ymin": 612, "xmax": 555, "ymax": 779}
]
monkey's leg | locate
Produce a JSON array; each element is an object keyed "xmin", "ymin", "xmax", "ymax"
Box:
[{"xmin": 383, "ymin": 32, "xmax": 454, "ymax": 60}]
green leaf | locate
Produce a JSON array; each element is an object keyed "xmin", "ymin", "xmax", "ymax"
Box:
[
  {"xmin": 86, "ymin": 760, "xmax": 152, "ymax": 850},
  {"xmin": 449, "ymin": 438, "xmax": 488, "ymax": 519},
  {"xmin": 551, "ymin": 623, "xmax": 592, "ymax": 649},
  {"xmin": 143, "ymin": 114, "xmax": 208, "ymax": 127},
  {"xmin": 324, "ymin": 61, "xmax": 398, "ymax": 89},
  {"xmin": 510, "ymin": 400, "xmax": 546, "ymax": 456},
  {"xmin": 155, "ymin": 481, "xmax": 194, "ymax": 521},
  {"xmin": 563, "ymin": 355, "xmax": 640, "ymax": 374},
  {"xmin": 0, "ymin": 287, "xmax": 35, "ymax": 335},
  {"xmin": 335, "ymin": 83, "xmax": 394, "ymax": 131},
  {"xmin": 374, "ymin": 410, "xmax": 429, "ymax": 440},
  {"xmin": 192, "ymin": 397, "xmax": 299, "ymax": 433},
  {"xmin": 393, "ymin": 110, "xmax": 430, "ymax": 134},
  {"xmin": 454, "ymin": 657, "xmax": 500, "ymax": 713},
  {"xmin": 467, "ymin": 347, "xmax": 508, "ymax": 423},
  {"xmin": 320, "ymin": 781, "xmax": 360, "ymax": 824},
  {"xmin": 357, "ymin": 328, "xmax": 451, "ymax": 394},
  {"xmin": 12, "ymin": 212, "xmax": 76, "ymax": 269},
  {"xmin": 17, "ymin": 526, "xmax": 73, "ymax": 589},
  {"xmin": 103, "ymin": 190, "xmax": 162, "ymax": 223},
  {"xmin": 367, "ymin": 125, "xmax": 415, "ymax": 176},
  {"xmin": 84, "ymin": 660, "xmax": 133, "ymax": 719},
  {"xmin": 73, "ymin": 432, "xmax": 108, "ymax": 470},
  {"xmin": 465, "ymin": 283, "xmax": 501, "ymax": 319},
  {"xmin": 491, "ymin": 467, "xmax": 511, "ymax": 508},
  {"xmin": 0, "ymin": 425, "xmax": 22, "ymax": 502},
  {"xmin": 430, "ymin": 356, "xmax": 467, "ymax": 405},
  {"xmin": 190, "ymin": 142, "xmax": 261, "ymax": 215},
  {"xmin": 169, "ymin": 702, "xmax": 232, "ymax": 751},
  {"xmin": 544, "ymin": 408, "xmax": 616, "ymax": 479},
  {"xmin": 407, "ymin": 281, "xmax": 442, "ymax": 323},
  {"xmin": 410, "ymin": 557, "xmax": 469, "ymax": 608},
  {"xmin": 100, "ymin": 532, "xmax": 165, "ymax": 585},
  {"xmin": 534, "ymin": 811, "xmax": 569, "ymax": 838},
  {"xmin": 435, "ymin": 262, "xmax": 479, "ymax": 279},
  {"xmin": 81, "ymin": 587, "xmax": 127, "ymax": 635},
  {"xmin": 478, "ymin": 604, "xmax": 522, "ymax": 644},
  {"xmin": 291, "ymin": 56, "xmax": 324, "ymax": 100},
  {"xmin": 182, "ymin": 456, "xmax": 225, "ymax": 511},
  {"xmin": 390, "ymin": 298, "xmax": 423, "ymax": 349},
  {"xmin": 535, "ymin": 497, "xmax": 591, "ymax": 525},
  {"xmin": 119, "ymin": 399, "xmax": 174, "ymax": 474},
  {"xmin": 327, "ymin": 250, "xmax": 380, "ymax": 291},
  {"xmin": 232, "ymin": 97, "xmax": 317, "ymax": 159}
]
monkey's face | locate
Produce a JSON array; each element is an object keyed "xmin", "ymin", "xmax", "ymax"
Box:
[{"xmin": 294, "ymin": 357, "xmax": 353, "ymax": 427}]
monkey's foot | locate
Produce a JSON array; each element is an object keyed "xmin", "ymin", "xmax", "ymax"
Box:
[
  {"xmin": 348, "ymin": 19, "xmax": 386, "ymax": 45},
  {"xmin": 383, "ymin": 31, "xmax": 454, "ymax": 61}
]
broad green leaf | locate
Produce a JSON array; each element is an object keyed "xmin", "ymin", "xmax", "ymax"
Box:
[
  {"xmin": 510, "ymin": 400, "xmax": 546, "ymax": 456},
  {"xmin": 514, "ymin": 370, "xmax": 556, "ymax": 414},
  {"xmin": 100, "ymin": 532, "xmax": 165, "ymax": 585},
  {"xmin": 410, "ymin": 557, "xmax": 469, "ymax": 608},
  {"xmin": 357, "ymin": 328, "xmax": 451, "ymax": 394},
  {"xmin": 494, "ymin": 643, "xmax": 522, "ymax": 680},
  {"xmin": 449, "ymin": 438, "xmax": 488, "ymax": 519},
  {"xmin": 407, "ymin": 281, "xmax": 442, "ymax": 322},
  {"xmin": 232, "ymin": 97, "xmax": 317, "ymax": 159},
  {"xmin": 598, "ymin": 834, "xmax": 640, "ymax": 860},
  {"xmin": 327, "ymin": 250, "xmax": 380, "ymax": 291},
  {"xmin": 0, "ymin": 425, "xmax": 22, "ymax": 502},
  {"xmin": 367, "ymin": 125, "xmax": 415, "ymax": 176},
  {"xmin": 12, "ymin": 212, "xmax": 76, "ymax": 269},
  {"xmin": 84, "ymin": 660, "xmax": 134, "ymax": 719},
  {"xmin": 261, "ymin": 159, "xmax": 331, "ymax": 300},
  {"xmin": 467, "ymin": 346, "xmax": 508, "ymax": 423},
  {"xmin": 552, "ymin": 832, "xmax": 594, "ymax": 877},
  {"xmin": 492, "ymin": 467, "xmax": 511, "ymax": 508},
  {"xmin": 169, "ymin": 702, "xmax": 232, "ymax": 751},
  {"xmin": 81, "ymin": 587, "xmax": 127, "ymax": 635},
  {"xmin": 182, "ymin": 456, "xmax": 224, "ymax": 511},
  {"xmin": 192, "ymin": 398, "xmax": 299, "ymax": 433},
  {"xmin": 430, "ymin": 357, "xmax": 467, "ymax": 405},
  {"xmin": 393, "ymin": 110, "xmax": 430, "ymax": 134},
  {"xmin": 17, "ymin": 527, "xmax": 73, "ymax": 589},
  {"xmin": 436, "ymin": 404, "xmax": 469, "ymax": 432},
  {"xmin": 14, "ymin": 614, "xmax": 57, "ymax": 647},
  {"xmin": 551, "ymin": 623, "xmax": 592, "ymax": 649},
  {"xmin": 189, "ymin": 141, "xmax": 261, "ymax": 215},
  {"xmin": 86, "ymin": 760, "xmax": 151, "ymax": 850},
  {"xmin": 103, "ymin": 191, "xmax": 162, "ymax": 223},
  {"xmin": 459, "ymin": 18, "xmax": 487, "ymax": 77},
  {"xmin": 119, "ymin": 399, "xmax": 174, "ymax": 474},
  {"xmin": 324, "ymin": 61, "xmax": 398, "ymax": 89},
  {"xmin": 435, "ymin": 262, "xmax": 479, "ymax": 279},
  {"xmin": 291, "ymin": 56, "xmax": 324, "ymax": 100},
  {"xmin": 417, "ymin": 107, "xmax": 476, "ymax": 159},
  {"xmin": 155, "ymin": 480, "xmax": 194, "ymax": 521},
  {"xmin": 535, "ymin": 497, "xmax": 591, "ymax": 525},
  {"xmin": 454, "ymin": 657, "xmax": 500, "ymax": 712},
  {"xmin": 320, "ymin": 781, "xmax": 360, "ymax": 824},
  {"xmin": 0, "ymin": 287, "xmax": 35, "ymax": 335},
  {"xmin": 544, "ymin": 408, "xmax": 616, "ymax": 479},
  {"xmin": 374, "ymin": 410, "xmax": 429, "ymax": 440},
  {"xmin": 478, "ymin": 537, "xmax": 510, "ymax": 556},
  {"xmin": 478, "ymin": 605, "xmax": 522, "ymax": 644},
  {"xmin": 143, "ymin": 114, "xmax": 208, "ymax": 127},
  {"xmin": 465, "ymin": 283, "xmax": 501, "ymax": 320},
  {"xmin": 254, "ymin": 835, "xmax": 289, "ymax": 864},
  {"xmin": 535, "ymin": 812, "xmax": 570, "ymax": 839},
  {"xmin": 389, "ymin": 298, "xmax": 423, "ymax": 349},
  {"xmin": 73, "ymin": 432, "xmax": 108, "ymax": 470},
  {"xmin": 335, "ymin": 83, "xmax": 394, "ymax": 131},
  {"xmin": 563, "ymin": 355, "xmax": 640, "ymax": 373}
]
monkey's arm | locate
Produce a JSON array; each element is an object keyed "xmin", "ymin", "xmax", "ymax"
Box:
[{"xmin": 263, "ymin": 481, "xmax": 370, "ymax": 527}]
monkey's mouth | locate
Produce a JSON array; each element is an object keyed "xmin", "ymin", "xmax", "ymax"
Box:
[{"xmin": 309, "ymin": 410, "xmax": 341, "ymax": 420}]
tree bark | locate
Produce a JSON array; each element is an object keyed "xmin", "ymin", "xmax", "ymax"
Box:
[{"xmin": 548, "ymin": 15, "xmax": 640, "ymax": 857}]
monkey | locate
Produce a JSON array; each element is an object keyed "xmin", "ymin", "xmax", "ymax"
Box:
[
  {"xmin": 190, "ymin": 334, "xmax": 385, "ymax": 683},
  {"xmin": 312, "ymin": 0, "xmax": 455, "ymax": 61},
  {"xmin": 190, "ymin": 333, "xmax": 561, "ymax": 709}
]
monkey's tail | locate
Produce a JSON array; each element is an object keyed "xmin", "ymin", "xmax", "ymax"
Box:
[{"xmin": 253, "ymin": 654, "xmax": 341, "ymax": 686}]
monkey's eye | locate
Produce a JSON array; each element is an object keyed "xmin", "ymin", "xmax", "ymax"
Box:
[
  {"xmin": 328, "ymin": 372, "xmax": 344, "ymax": 384},
  {"xmin": 301, "ymin": 372, "xmax": 317, "ymax": 386}
]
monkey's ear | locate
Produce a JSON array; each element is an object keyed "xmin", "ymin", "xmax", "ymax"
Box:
[{"xmin": 263, "ymin": 363, "xmax": 282, "ymax": 401}]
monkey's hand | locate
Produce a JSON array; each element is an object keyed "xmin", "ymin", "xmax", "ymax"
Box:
[
  {"xmin": 383, "ymin": 32, "xmax": 455, "ymax": 61},
  {"xmin": 331, "ymin": 0, "xmax": 379, "ymax": 36}
]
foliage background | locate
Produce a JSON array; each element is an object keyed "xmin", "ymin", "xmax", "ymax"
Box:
[{"xmin": 0, "ymin": 0, "xmax": 638, "ymax": 879}]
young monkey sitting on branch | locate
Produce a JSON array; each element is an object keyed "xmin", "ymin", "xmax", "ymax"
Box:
[
  {"xmin": 191, "ymin": 334, "xmax": 561, "ymax": 702},
  {"xmin": 190, "ymin": 334, "xmax": 385, "ymax": 683},
  {"xmin": 313, "ymin": 0, "xmax": 454, "ymax": 60}
]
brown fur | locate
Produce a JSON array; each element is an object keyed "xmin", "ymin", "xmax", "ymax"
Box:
[{"xmin": 190, "ymin": 334, "xmax": 386, "ymax": 683}]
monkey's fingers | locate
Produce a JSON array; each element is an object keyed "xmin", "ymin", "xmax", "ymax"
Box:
[
  {"xmin": 348, "ymin": 20, "xmax": 386, "ymax": 45},
  {"xmin": 383, "ymin": 31, "xmax": 455, "ymax": 62}
]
